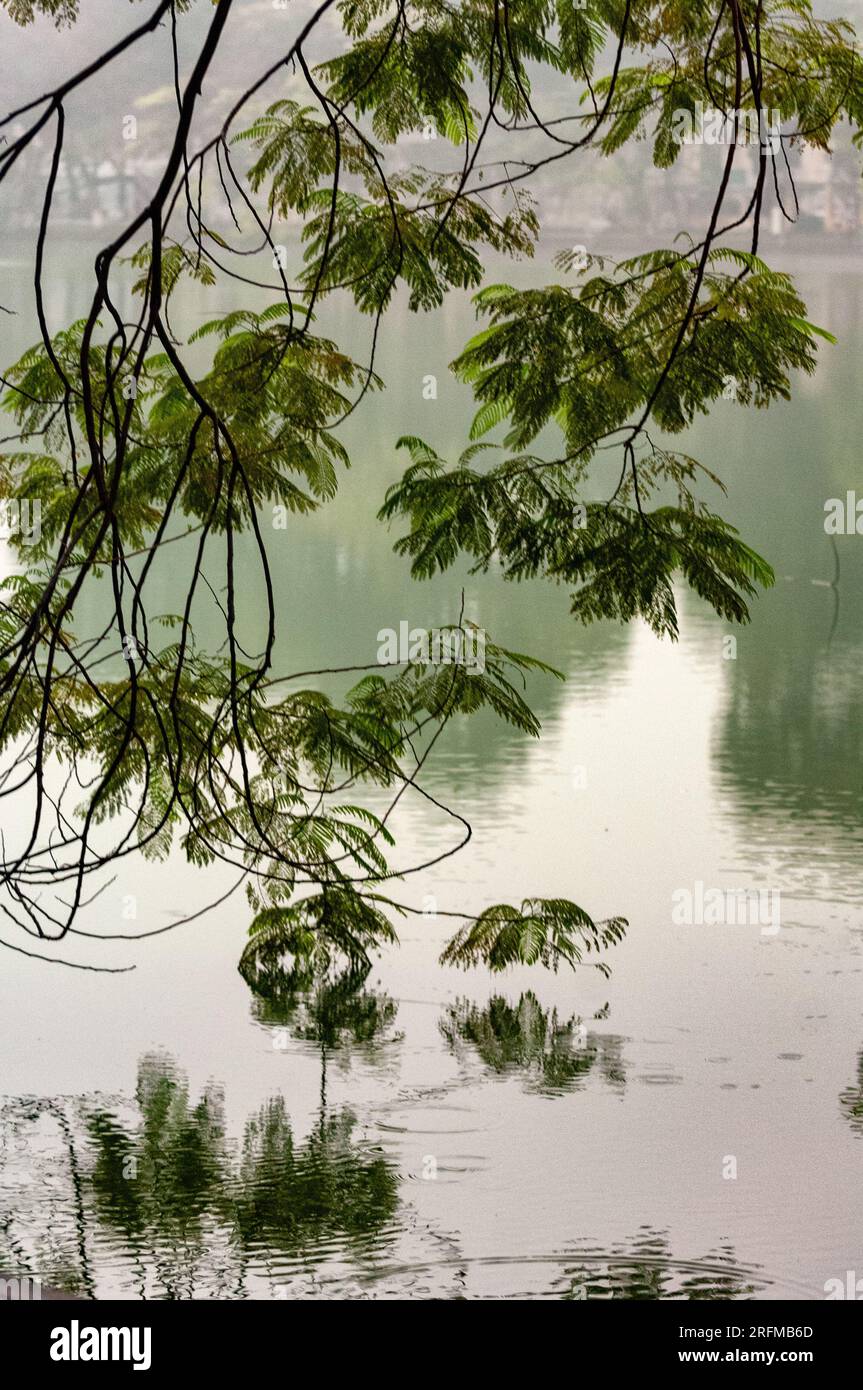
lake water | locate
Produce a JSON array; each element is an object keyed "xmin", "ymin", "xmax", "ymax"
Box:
[{"xmin": 1, "ymin": 235, "xmax": 862, "ymax": 1299}]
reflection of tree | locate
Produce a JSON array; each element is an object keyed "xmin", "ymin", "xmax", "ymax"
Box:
[
  {"xmin": 840, "ymin": 1046, "xmax": 863, "ymax": 1135},
  {"xmin": 673, "ymin": 273, "xmax": 863, "ymax": 871},
  {"xmin": 558, "ymin": 1228, "xmax": 761, "ymax": 1300},
  {"xmin": 2, "ymin": 1049, "xmax": 400, "ymax": 1299},
  {"xmin": 243, "ymin": 956, "xmax": 402, "ymax": 1122},
  {"xmin": 712, "ymin": 583, "xmax": 863, "ymax": 859},
  {"xmin": 232, "ymin": 1099, "xmax": 398, "ymax": 1258},
  {"xmin": 0, "ymin": 1097, "xmax": 95, "ymax": 1298},
  {"xmin": 439, "ymin": 992, "xmax": 625, "ymax": 1095},
  {"xmin": 76, "ymin": 968, "xmax": 404, "ymax": 1293},
  {"xmin": 94, "ymin": 1055, "xmax": 397, "ymax": 1286},
  {"xmin": 86, "ymin": 1056, "xmax": 228, "ymax": 1296},
  {"xmin": 244, "ymin": 957, "xmax": 400, "ymax": 1054}
]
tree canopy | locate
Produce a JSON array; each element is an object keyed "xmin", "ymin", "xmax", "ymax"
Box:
[{"xmin": 0, "ymin": 0, "xmax": 857, "ymax": 980}]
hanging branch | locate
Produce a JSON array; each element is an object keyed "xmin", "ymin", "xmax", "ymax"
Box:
[{"xmin": 0, "ymin": 0, "xmax": 858, "ymax": 976}]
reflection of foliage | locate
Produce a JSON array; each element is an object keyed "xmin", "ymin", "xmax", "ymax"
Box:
[
  {"xmin": 244, "ymin": 954, "xmax": 400, "ymax": 1053},
  {"xmin": 87, "ymin": 1055, "xmax": 226, "ymax": 1248},
  {"xmin": 560, "ymin": 1228, "xmax": 761, "ymax": 1301},
  {"xmin": 712, "ymin": 572, "xmax": 863, "ymax": 869},
  {"xmin": 0, "ymin": 1096, "xmax": 95, "ymax": 1298},
  {"xmin": 440, "ymin": 992, "xmax": 625, "ymax": 1096},
  {"xmin": 81, "ymin": 1054, "xmax": 399, "ymax": 1294},
  {"xmin": 233, "ymin": 1099, "xmax": 398, "ymax": 1256},
  {"xmin": 840, "ymin": 1047, "xmax": 863, "ymax": 1134}
]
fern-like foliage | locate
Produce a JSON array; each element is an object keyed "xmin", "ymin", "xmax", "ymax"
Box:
[
  {"xmin": 440, "ymin": 898, "xmax": 627, "ymax": 976},
  {"xmin": 380, "ymin": 440, "xmax": 775, "ymax": 638},
  {"xmin": 1, "ymin": 0, "xmax": 860, "ymax": 982},
  {"xmin": 240, "ymin": 890, "xmax": 401, "ymax": 983},
  {"xmin": 453, "ymin": 255, "xmax": 824, "ymax": 451}
]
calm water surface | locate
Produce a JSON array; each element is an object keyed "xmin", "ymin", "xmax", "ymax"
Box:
[{"xmin": 1, "ymin": 239, "xmax": 862, "ymax": 1299}]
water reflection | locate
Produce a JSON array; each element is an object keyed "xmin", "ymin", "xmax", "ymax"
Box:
[
  {"xmin": 244, "ymin": 958, "xmax": 401, "ymax": 1055},
  {"xmin": 2, "ymin": 252, "xmax": 863, "ymax": 1300},
  {"xmin": 231, "ymin": 1100, "xmax": 399, "ymax": 1266},
  {"xmin": 440, "ymin": 993, "xmax": 626, "ymax": 1096},
  {"xmin": 0, "ymin": 1057, "xmax": 793, "ymax": 1299},
  {"xmin": 557, "ymin": 1228, "xmax": 763, "ymax": 1300},
  {"xmin": 711, "ymin": 575, "xmax": 863, "ymax": 882},
  {"xmin": 684, "ymin": 272, "xmax": 863, "ymax": 886},
  {"xmin": 1, "ymin": 1055, "xmax": 401, "ymax": 1300}
]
